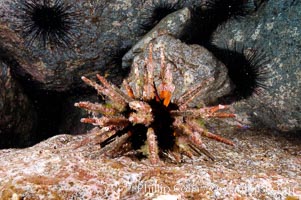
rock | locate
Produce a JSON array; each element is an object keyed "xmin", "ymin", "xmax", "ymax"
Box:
[
  {"xmin": 124, "ymin": 34, "xmax": 231, "ymax": 106},
  {"xmin": 212, "ymin": 0, "xmax": 301, "ymax": 131},
  {"xmin": 122, "ymin": 7, "xmax": 191, "ymax": 68},
  {"xmin": 0, "ymin": 0, "xmax": 141, "ymax": 90},
  {"xmin": 0, "ymin": 129, "xmax": 300, "ymax": 199},
  {"xmin": 0, "ymin": 0, "xmax": 193, "ymax": 91},
  {"xmin": 0, "ymin": 61, "xmax": 37, "ymax": 148}
]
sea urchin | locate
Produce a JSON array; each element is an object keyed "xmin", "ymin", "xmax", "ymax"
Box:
[
  {"xmin": 209, "ymin": 45, "xmax": 270, "ymax": 100},
  {"xmin": 19, "ymin": 0, "xmax": 78, "ymax": 47},
  {"xmin": 75, "ymin": 44, "xmax": 235, "ymax": 164}
]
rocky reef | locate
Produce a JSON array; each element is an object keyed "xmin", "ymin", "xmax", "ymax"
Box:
[{"xmin": 0, "ymin": 0, "xmax": 300, "ymax": 199}]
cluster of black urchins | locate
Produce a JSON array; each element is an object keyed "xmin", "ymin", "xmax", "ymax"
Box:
[
  {"xmin": 140, "ymin": 0, "xmax": 270, "ymax": 100},
  {"xmin": 19, "ymin": 0, "xmax": 78, "ymax": 48}
]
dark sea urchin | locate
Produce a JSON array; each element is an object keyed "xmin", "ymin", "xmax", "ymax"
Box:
[
  {"xmin": 75, "ymin": 44, "xmax": 235, "ymax": 164},
  {"xmin": 210, "ymin": 45, "xmax": 270, "ymax": 100},
  {"xmin": 19, "ymin": 0, "xmax": 78, "ymax": 47}
]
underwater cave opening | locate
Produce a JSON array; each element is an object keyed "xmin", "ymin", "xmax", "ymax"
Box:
[
  {"xmin": 28, "ymin": 89, "xmax": 67, "ymax": 144},
  {"xmin": 23, "ymin": 85, "xmax": 97, "ymax": 148}
]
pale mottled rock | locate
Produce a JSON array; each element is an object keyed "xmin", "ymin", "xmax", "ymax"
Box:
[{"xmin": 0, "ymin": 129, "xmax": 300, "ymax": 199}]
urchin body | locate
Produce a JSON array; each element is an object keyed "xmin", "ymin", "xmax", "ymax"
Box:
[
  {"xmin": 20, "ymin": 0, "xmax": 77, "ymax": 47},
  {"xmin": 75, "ymin": 44, "xmax": 235, "ymax": 164}
]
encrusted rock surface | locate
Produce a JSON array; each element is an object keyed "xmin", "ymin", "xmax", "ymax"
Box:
[
  {"xmin": 212, "ymin": 0, "xmax": 301, "ymax": 131},
  {"xmin": 0, "ymin": 61, "xmax": 37, "ymax": 148},
  {"xmin": 0, "ymin": 129, "xmax": 300, "ymax": 199}
]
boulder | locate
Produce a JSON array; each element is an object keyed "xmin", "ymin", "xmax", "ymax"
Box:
[
  {"xmin": 124, "ymin": 34, "xmax": 231, "ymax": 106},
  {"xmin": 212, "ymin": 0, "xmax": 301, "ymax": 131}
]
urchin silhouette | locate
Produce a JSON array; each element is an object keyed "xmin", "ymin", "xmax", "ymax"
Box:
[{"xmin": 19, "ymin": 0, "xmax": 78, "ymax": 48}]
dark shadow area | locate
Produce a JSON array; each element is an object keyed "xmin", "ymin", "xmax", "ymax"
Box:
[
  {"xmin": 0, "ymin": 44, "xmax": 130, "ymax": 149},
  {"xmin": 27, "ymin": 89, "xmax": 67, "ymax": 143}
]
